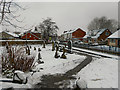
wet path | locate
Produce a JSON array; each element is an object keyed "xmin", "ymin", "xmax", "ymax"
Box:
[{"xmin": 34, "ymin": 54, "xmax": 92, "ymax": 88}]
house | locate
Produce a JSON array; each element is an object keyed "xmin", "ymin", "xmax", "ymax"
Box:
[
  {"xmin": 21, "ymin": 27, "xmax": 41, "ymax": 40},
  {"xmin": 0, "ymin": 31, "xmax": 19, "ymax": 40},
  {"xmin": 107, "ymin": 29, "xmax": 120, "ymax": 48},
  {"xmin": 83, "ymin": 28, "xmax": 112, "ymax": 44},
  {"xmin": 60, "ymin": 28, "xmax": 86, "ymax": 41}
]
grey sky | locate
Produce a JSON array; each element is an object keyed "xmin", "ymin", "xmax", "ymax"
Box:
[{"xmin": 6, "ymin": 2, "xmax": 118, "ymax": 35}]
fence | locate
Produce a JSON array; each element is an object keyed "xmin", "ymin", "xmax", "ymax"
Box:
[
  {"xmin": 73, "ymin": 44, "xmax": 120, "ymax": 56},
  {"xmin": 0, "ymin": 40, "xmax": 44, "ymax": 46}
]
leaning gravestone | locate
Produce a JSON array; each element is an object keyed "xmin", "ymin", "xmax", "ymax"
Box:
[
  {"xmin": 13, "ymin": 70, "xmax": 27, "ymax": 84},
  {"xmin": 68, "ymin": 40, "xmax": 72, "ymax": 53},
  {"xmin": 60, "ymin": 47, "xmax": 67, "ymax": 59},
  {"xmin": 54, "ymin": 45, "xmax": 60, "ymax": 58}
]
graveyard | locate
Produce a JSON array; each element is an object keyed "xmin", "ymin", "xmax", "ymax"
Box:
[{"xmin": 0, "ymin": 42, "xmax": 118, "ymax": 89}]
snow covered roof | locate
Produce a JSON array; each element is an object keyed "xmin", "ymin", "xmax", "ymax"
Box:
[
  {"xmin": 3, "ymin": 31, "xmax": 19, "ymax": 37},
  {"xmin": 63, "ymin": 28, "xmax": 83, "ymax": 34},
  {"xmin": 108, "ymin": 30, "xmax": 120, "ymax": 39},
  {"xmin": 31, "ymin": 26, "xmax": 41, "ymax": 33},
  {"xmin": 83, "ymin": 28, "xmax": 108, "ymax": 39},
  {"xmin": 83, "ymin": 34, "xmax": 89, "ymax": 38}
]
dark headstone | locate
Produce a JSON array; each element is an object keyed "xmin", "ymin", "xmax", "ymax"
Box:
[
  {"xmin": 54, "ymin": 45, "xmax": 60, "ymax": 58},
  {"xmin": 34, "ymin": 47, "xmax": 36, "ymax": 50},
  {"xmin": 67, "ymin": 40, "xmax": 72, "ymax": 53},
  {"xmin": 60, "ymin": 47, "xmax": 67, "ymax": 59},
  {"xmin": 42, "ymin": 41, "xmax": 46, "ymax": 48}
]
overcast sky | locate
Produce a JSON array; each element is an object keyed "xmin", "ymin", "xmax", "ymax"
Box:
[{"xmin": 3, "ymin": 2, "xmax": 118, "ymax": 35}]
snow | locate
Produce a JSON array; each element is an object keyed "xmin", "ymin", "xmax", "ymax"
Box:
[
  {"xmin": 92, "ymin": 29, "xmax": 107, "ymax": 38},
  {"xmin": 27, "ymin": 45, "xmax": 86, "ymax": 84},
  {"xmin": 0, "ymin": 44, "xmax": 86, "ymax": 88},
  {"xmin": 83, "ymin": 28, "xmax": 107, "ymax": 39},
  {"xmin": 0, "ymin": 77, "xmax": 31, "ymax": 89},
  {"xmin": 75, "ymin": 58, "xmax": 118, "ymax": 88},
  {"xmin": 83, "ymin": 34, "xmax": 89, "ymax": 38},
  {"xmin": 13, "ymin": 70, "xmax": 27, "ymax": 84},
  {"xmin": 3, "ymin": 31, "xmax": 19, "ymax": 38},
  {"xmin": 73, "ymin": 47, "xmax": 119, "ymax": 60},
  {"xmin": 0, "ymin": 44, "xmax": 119, "ymax": 89},
  {"xmin": 108, "ymin": 29, "xmax": 120, "ymax": 39}
]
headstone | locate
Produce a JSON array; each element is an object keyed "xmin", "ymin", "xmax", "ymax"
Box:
[
  {"xmin": 27, "ymin": 46, "xmax": 30, "ymax": 55},
  {"xmin": 38, "ymin": 51, "xmax": 42, "ymax": 60},
  {"xmin": 68, "ymin": 40, "xmax": 72, "ymax": 53},
  {"xmin": 34, "ymin": 47, "xmax": 36, "ymax": 50},
  {"xmin": 37, "ymin": 48, "xmax": 44, "ymax": 64},
  {"xmin": 54, "ymin": 45, "xmax": 60, "ymax": 58},
  {"xmin": 60, "ymin": 47, "xmax": 67, "ymax": 59},
  {"xmin": 52, "ymin": 41, "xmax": 55, "ymax": 51},
  {"xmin": 13, "ymin": 70, "xmax": 27, "ymax": 84},
  {"xmin": 38, "ymin": 47, "xmax": 41, "ymax": 51},
  {"xmin": 42, "ymin": 41, "xmax": 46, "ymax": 48}
]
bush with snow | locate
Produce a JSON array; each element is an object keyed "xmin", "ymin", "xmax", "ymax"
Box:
[{"xmin": 1, "ymin": 45, "xmax": 35, "ymax": 78}]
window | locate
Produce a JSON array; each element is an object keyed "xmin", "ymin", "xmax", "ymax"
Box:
[
  {"xmin": 110, "ymin": 39, "xmax": 115, "ymax": 43},
  {"xmin": 105, "ymin": 32, "xmax": 109, "ymax": 36}
]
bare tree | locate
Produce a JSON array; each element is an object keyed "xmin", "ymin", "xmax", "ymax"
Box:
[
  {"xmin": 38, "ymin": 17, "xmax": 59, "ymax": 41},
  {"xmin": 87, "ymin": 16, "xmax": 118, "ymax": 34},
  {"xmin": 0, "ymin": 0, "xmax": 25, "ymax": 28}
]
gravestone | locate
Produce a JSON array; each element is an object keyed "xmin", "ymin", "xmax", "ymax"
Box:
[
  {"xmin": 34, "ymin": 47, "xmax": 36, "ymax": 50},
  {"xmin": 54, "ymin": 45, "xmax": 60, "ymax": 58},
  {"xmin": 37, "ymin": 48, "xmax": 44, "ymax": 64},
  {"xmin": 60, "ymin": 47, "xmax": 67, "ymax": 59},
  {"xmin": 42, "ymin": 41, "xmax": 46, "ymax": 48},
  {"xmin": 52, "ymin": 41, "xmax": 55, "ymax": 51},
  {"xmin": 68, "ymin": 40, "xmax": 72, "ymax": 53},
  {"xmin": 38, "ymin": 48, "xmax": 42, "ymax": 60},
  {"xmin": 27, "ymin": 46, "xmax": 30, "ymax": 55}
]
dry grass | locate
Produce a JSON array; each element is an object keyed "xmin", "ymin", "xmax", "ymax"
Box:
[{"xmin": 1, "ymin": 45, "xmax": 35, "ymax": 77}]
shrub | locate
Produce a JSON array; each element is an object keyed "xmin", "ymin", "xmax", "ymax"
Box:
[{"xmin": 1, "ymin": 45, "xmax": 35, "ymax": 78}]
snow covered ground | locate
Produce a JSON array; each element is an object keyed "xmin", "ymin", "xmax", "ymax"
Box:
[
  {"xmin": 27, "ymin": 44, "xmax": 86, "ymax": 85},
  {"xmin": 0, "ymin": 44, "xmax": 119, "ymax": 89},
  {"xmin": 73, "ymin": 47, "xmax": 119, "ymax": 60},
  {"xmin": 75, "ymin": 57, "xmax": 118, "ymax": 88},
  {"xmin": 0, "ymin": 44, "xmax": 86, "ymax": 89}
]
